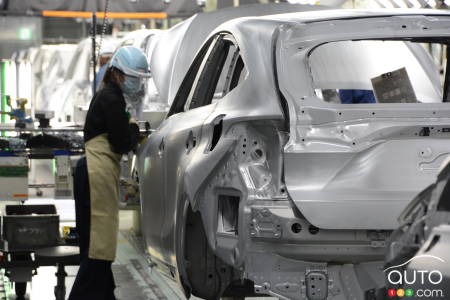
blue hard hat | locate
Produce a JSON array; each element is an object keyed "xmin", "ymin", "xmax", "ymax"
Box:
[{"xmin": 110, "ymin": 46, "xmax": 151, "ymax": 78}]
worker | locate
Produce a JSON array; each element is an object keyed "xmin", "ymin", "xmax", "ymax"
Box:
[
  {"xmin": 69, "ymin": 46, "xmax": 151, "ymax": 300},
  {"xmin": 95, "ymin": 44, "xmax": 115, "ymax": 91}
]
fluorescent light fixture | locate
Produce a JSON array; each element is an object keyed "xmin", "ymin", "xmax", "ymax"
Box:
[
  {"xmin": 379, "ymin": 0, "xmax": 395, "ymax": 7},
  {"xmin": 18, "ymin": 28, "xmax": 32, "ymax": 41},
  {"xmin": 393, "ymin": 0, "xmax": 408, "ymax": 7},
  {"xmin": 373, "ymin": 0, "xmax": 387, "ymax": 7},
  {"xmin": 5, "ymin": 61, "xmax": 17, "ymax": 100},
  {"xmin": 18, "ymin": 62, "xmax": 32, "ymax": 102},
  {"xmin": 407, "ymin": 0, "xmax": 422, "ymax": 8},
  {"xmin": 369, "ymin": 1, "xmax": 382, "ymax": 8}
]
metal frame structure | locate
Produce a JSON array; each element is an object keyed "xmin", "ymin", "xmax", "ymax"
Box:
[{"xmin": 139, "ymin": 8, "xmax": 450, "ymax": 300}]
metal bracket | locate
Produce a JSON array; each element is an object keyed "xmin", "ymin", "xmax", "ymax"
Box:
[{"xmin": 249, "ymin": 207, "xmax": 282, "ymax": 239}]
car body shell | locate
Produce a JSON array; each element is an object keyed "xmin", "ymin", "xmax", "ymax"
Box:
[
  {"xmin": 31, "ymin": 44, "xmax": 77, "ymax": 112},
  {"xmin": 138, "ymin": 7, "xmax": 450, "ymax": 300}
]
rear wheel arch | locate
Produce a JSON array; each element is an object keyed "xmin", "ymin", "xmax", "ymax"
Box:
[{"xmin": 176, "ymin": 199, "xmax": 237, "ymax": 299}]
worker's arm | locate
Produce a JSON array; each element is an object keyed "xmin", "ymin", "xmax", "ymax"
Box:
[{"xmin": 103, "ymin": 92, "xmax": 139, "ymax": 154}]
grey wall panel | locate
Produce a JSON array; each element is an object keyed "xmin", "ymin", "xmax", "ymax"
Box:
[{"xmin": 0, "ymin": 16, "xmax": 42, "ymax": 59}]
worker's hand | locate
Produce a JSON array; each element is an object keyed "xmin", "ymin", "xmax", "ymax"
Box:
[{"xmin": 129, "ymin": 117, "xmax": 137, "ymax": 124}]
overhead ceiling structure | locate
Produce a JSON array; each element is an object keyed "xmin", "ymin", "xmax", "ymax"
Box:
[{"xmin": 4, "ymin": 0, "xmax": 202, "ymax": 15}]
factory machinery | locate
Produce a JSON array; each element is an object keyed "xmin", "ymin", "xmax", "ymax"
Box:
[{"xmin": 0, "ymin": 98, "xmax": 83, "ymax": 300}]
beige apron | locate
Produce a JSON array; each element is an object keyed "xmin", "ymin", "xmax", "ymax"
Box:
[{"xmin": 85, "ymin": 133, "xmax": 122, "ymax": 261}]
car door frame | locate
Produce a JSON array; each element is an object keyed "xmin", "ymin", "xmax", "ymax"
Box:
[
  {"xmin": 139, "ymin": 35, "xmax": 216, "ymax": 277},
  {"xmin": 144, "ymin": 33, "xmax": 243, "ymax": 274}
]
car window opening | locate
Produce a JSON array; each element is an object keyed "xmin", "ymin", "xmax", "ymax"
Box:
[
  {"xmin": 308, "ymin": 39, "xmax": 449, "ymax": 104},
  {"xmin": 189, "ymin": 39, "xmax": 232, "ymax": 110},
  {"xmin": 169, "ymin": 33, "xmax": 247, "ymax": 117}
]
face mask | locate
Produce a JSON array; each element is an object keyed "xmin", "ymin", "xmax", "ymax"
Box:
[
  {"xmin": 121, "ymin": 76, "xmax": 142, "ymax": 95},
  {"xmin": 123, "ymin": 88, "xmax": 145, "ymax": 119}
]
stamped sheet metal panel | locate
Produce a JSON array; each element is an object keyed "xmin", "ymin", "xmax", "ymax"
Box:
[
  {"xmin": 150, "ymin": 3, "xmax": 327, "ymax": 106},
  {"xmin": 276, "ymin": 13, "xmax": 450, "ymax": 230},
  {"xmin": 284, "ymin": 138, "xmax": 450, "ymax": 230}
]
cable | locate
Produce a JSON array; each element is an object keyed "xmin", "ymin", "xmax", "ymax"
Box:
[{"xmin": 97, "ymin": 0, "xmax": 110, "ymax": 56}]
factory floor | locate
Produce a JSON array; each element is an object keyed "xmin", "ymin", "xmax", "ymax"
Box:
[
  {"xmin": 0, "ymin": 159, "xmax": 275, "ymax": 300},
  {"xmin": 1, "ymin": 196, "xmax": 275, "ymax": 300},
  {"xmin": 2, "ymin": 196, "xmax": 190, "ymax": 300}
]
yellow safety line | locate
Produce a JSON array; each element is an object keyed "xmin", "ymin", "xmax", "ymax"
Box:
[{"xmin": 42, "ymin": 10, "xmax": 168, "ymax": 19}]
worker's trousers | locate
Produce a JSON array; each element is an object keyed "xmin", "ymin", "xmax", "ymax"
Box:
[{"xmin": 68, "ymin": 157, "xmax": 116, "ymax": 300}]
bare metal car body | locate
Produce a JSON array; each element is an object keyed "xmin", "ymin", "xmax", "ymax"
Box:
[
  {"xmin": 33, "ymin": 44, "xmax": 77, "ymax": 113},
  {"xmin": 385, "ymin": 162, "xmax": 450, "ymax": 298},
  {"xmin": 46, "ymin": 38, "xmax": 94, "ymax": 123},
  {"xmin": 52, "ymin": 30, "xmax": 160, "ymax": 125},
  {"xmin": 149, "ymin": 3, "xmax": 325, "ymax": 107},
  {"xmin": 138, "ymin": 8, "xmax": 450, "ymax": 300}
]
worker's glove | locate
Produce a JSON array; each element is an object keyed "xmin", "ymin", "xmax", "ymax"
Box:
[{"xmin": 135, "ymin": 121, "xmax": 150, "ymax": 146}]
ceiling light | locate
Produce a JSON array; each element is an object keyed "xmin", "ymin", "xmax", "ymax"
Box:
[{"xmin": 393, "ymin": 0, "xmax": 408, "ymax": 7}]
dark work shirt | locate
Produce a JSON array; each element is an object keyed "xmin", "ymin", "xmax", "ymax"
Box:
[{"xmin": 84, "ymin": 82, "xmax": 139, "ymax": 154}]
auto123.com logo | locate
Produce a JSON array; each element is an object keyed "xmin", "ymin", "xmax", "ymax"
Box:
[{"xmin": 384, "ymin": 255, "xmax": 446, "ymax": 298}]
